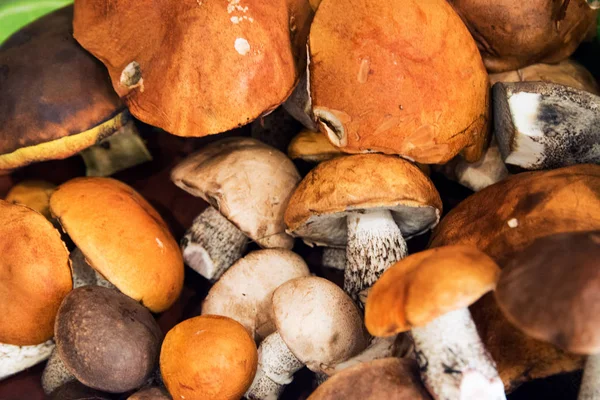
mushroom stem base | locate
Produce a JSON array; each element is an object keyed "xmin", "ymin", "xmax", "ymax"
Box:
[
  {"xmin": 181, "ymin": 207, "xmax": 248, "ymax": 281},
  {"xmin": 0, "ymin": 340, "xmax": 54, "ymax": 381},
  {"xmin": 246, "ymin": 333, "xmax": 304, "ymax": 400},
  {"xmin": 410, "ymin": 308, "xmax": 505, "ymax": 400},
  {"xmin": 345, "ymin": 209, "xmax": 407, "ymax": 304},
  {"xmin": 579, "ymin": 353, "xmax": 600, "ymax": 399},
  {"xmin": 41, "ymin": 349, "xmax": 75, "ymax": 395}
]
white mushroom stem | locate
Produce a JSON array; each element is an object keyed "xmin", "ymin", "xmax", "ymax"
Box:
[
  {"xmin": 245, "ymin": 332, "xmax": 304, "ymax": 400},
  {"xmin": 322, "ymin": 248, "xmax": 346, "ymax": 270},
  {"xmin": 0, "ymin": 340, "xmax": 54, "ymax": 381},
  {"xmin": 410, "ymin": 308, "xmax": 505, "ymax": 400},
  {"xmin": 345, "ymin": 209, "xmax": 407, "ymax": 303},
  {"xmin": 41, "ymin": 349, "xmax": 75, "ymax": 395},
  {"xmin": 180, "ymin": 207, "xmax": 248, "ymax": 281},
  {"xmin": 578, "ymin": 354, "xmax": 600, "ymax": 400}
]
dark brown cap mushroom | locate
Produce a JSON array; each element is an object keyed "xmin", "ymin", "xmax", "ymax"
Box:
[{"xmin": 54, "ymin": 286, "xmax": 163, "ymax": 393}]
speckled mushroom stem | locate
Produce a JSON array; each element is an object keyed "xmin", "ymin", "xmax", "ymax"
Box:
[
  {"xmin": 345, "ymin": 209, "xmax": 407, "ymax": 304},
  {"xmin": 245, "ymin": 332, "xmax": 304, "ymax": 400},
  {"xmin": 41, "ymin": 349, "xmax": 75, "ymax": 395},
  {"xmin": 180, "ymin": 207, "xmax": 248, "ymax": 281},
  {"xmin": 578, "ymin": 354, "xmax": 600, "ymax": 399},
  {"xmin": 0, "ymin": 340, "xmax": 54, "ymax": 381},
  {"xmin": 71, "ymin": 248, "xmax": 115, "ymax": 289},
  {"xmin": 410, "ymin": 308, "xmax": 505, "ymax": 400},
  {"xmin": 322, "ymin": 248, "xmax": 346, "ymax": 270}
]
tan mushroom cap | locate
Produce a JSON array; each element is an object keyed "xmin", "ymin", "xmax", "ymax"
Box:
[
  {"xmin": 171, "ymin": 137, "xmax": 301, "ymax": 249},
  {"xmin": 309, "ymin": 0, "xmax": 489, "ymax": 164},
  {"xmin": 0, "ymin": 6, "xmax": 127, "ymax": 171},
  {"xmin": 0, "ymin": 200, "xmax": 71, "ymax": 345},
  {"xmin": 489, "ymin": 60, "xmax": 600, "ymax": 95},
  {"xmin": 202, "ymin": 249, "xmax": 310, "ymax": 341},
  {"xmin": 308, "ymin": 358, "xmax": 432, "ymax": 400},
  {"xmin": 49, "ymin": 177, "xmax": 184, "ymax": 313},
  {"xmin": 288, "ymin": 130, "xmax": 343, "ymax": 163},
  {"xmin": 73, "ymin": 0, "xmax": 312, "ymax": 137},
  {"xmin": 5, "ymin": 180, "xmax": 56, "ymax": 219},
  {"xmin": 285, "ymin": 154, "xmax": 442, "ymax": 247},
  {"xmin": 450, "ymin": 0, "xmax": 597, "ymax": 72},
  {"xmin": 160, "ymin": 315, "xmax": 258, "ymax": 400},
  {"xmin": 430, "ymin": 164, "xmax": 600, "ymax": 389},
  {"xmin": 496, "ymin": 231, "xmax": 600, "ymax": 355},
  {"xmin": 273, "ymin": 276, "xmax": 368, "ymax": 372},
  {"xmin": 365, "ymin": 246, "xmax": 499, "ymax": 337}
]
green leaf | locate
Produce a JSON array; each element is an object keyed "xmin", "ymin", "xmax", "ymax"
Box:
[{"xmin": 0, "ymin": 0, "xmax": 73, "ymax": 46}]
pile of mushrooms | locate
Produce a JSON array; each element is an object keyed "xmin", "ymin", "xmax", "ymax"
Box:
[{"xmin": 1, "ymin": 0, "xmax": 600, "ymax": 400}]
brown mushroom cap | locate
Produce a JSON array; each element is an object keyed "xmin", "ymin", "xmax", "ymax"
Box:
[
  {"xmin": 450, "ymin": 0, "xmax": 597, "ymax": 72},
  {"xmin": 496, "ymin": 231, "xmax": 600, "ymax": 354},
  {"xmin": 171, "ymin": 137, "xmax": 301, "ymax": 249},
  {"xmin": 49, "ymin": 177, "xmax": 184, "ymax": 312},
  {"xmin": 273, "ymin": 276, "xmax": 368, "ymax": 372},
  {"xmin": 0, "ymin": 6, "xmax": 127, "ymax": 171},
  {"xmin": 72, "ymin": 0, "xmax": 312, "ymax": 137},
  {"xmin": 284, "ymin": 154, "xmax": 442, "ymax": 247},
  {"xmin": 55, "ymin": 286, "xmax": 163, "ymax": 393},
  {"xmin": 160, "ymin": 315, "xmax": 257, "ymax": 400},
  {"xmin": 308, "ymin": 358, "xmax": 432, "ymax": 400},
  {"xmin": 0, "ymin": 200, "xmax": 71, "ymax": 346},
  {"xmin": 365, "ymin": 246, "xmax": 500, "ymax": 337},
  {"xmin": 202, "ymin": 249, "xmax": 310, "ymax": 341},
  {"xmin": 309, "ymin": 0, "xmax": 489, "ymax": 164},
  {"xmin": 5, "ymin": 180, "xmax": 56, "ymax": 219},
  {"xmin": 287, "ymin": 130, "xmax": 343, "ymax": 163}
]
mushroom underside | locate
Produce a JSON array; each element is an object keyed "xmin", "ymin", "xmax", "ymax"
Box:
[{"xmin": 0, "ymin": 340, "xmax": 55, "ymax": 381}]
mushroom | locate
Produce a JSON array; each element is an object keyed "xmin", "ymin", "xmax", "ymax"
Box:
[
  {"xmin": 429, "ymin": 164, "xmax": 600, "ymax": 390},
  {"xmin": 449, "ymin": 0, "xmax": 597, "ymax": 72},
  {"xmin": 49, "ymin": 177, "xmax": 184, "ymax": 312},
  {"xmin": 0, "ymin": 200, "xmax": 71, "ymax": 380},
  {"xmin": 202, "ymin": 249, "xmax": 310, "ymax": 341},
  {"xmin": 285, "ymin": 154, "xmax": 442, "ymax": 303},
  {"xmin": 302, "ymin": 0, "xmax": 489, "ymax": 164},
  {"xmin": 246, "ymin": 276, "xmax": 368, "ymax": 399},
  {"xmin": 49, "ymin": 381, "xmax": 113, "ymax": 400},
  {"xmin": 307, "ymin": 358, "xmax": 432, "ymax": 400},
  {"xmin": 494, "ymin": 231, "xmax": 600, "ymax": 400},
  {"xmin": 72, "ymin": 0, "xmax": 313, "ymax": 138},
  {"xmin": 493, "ymin": 81, "xmax": 600, "ymax": 170},
  {"xmin": 366, "ymin": 245, "xmax": 504, "ymax": 400},
  {"xmin": 5, "ymin": 180, "xmax": 56, "ymax": 219},
  {"xmin": 288, "ymin": 130, "xmax": 343, "ymax": 163},
  {"xmin": 128, "ymin": 387, "xmax": 171, "ymax": 400},
  {"xmin": 0, "ymin": 6, "xmax": 151, "ymax": 176},
  {"xmin": 171, "ymin": 137, "xmax": 301, "ymax": 281},
  {"xmin": 46, "ymin": 286, "xmax": 163, "ymax": 394},
  {"xmin": 160, "ymin": 315, "xmax": 257, "ymax": 400}
]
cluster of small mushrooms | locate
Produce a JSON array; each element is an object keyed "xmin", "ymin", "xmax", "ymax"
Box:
[{"xmin": 0, "ymin": 0, "xmax": 599, "ymax": 399}]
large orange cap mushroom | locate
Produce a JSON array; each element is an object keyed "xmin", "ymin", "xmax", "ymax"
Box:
[
  {"xmin": 72, "ymin": 0, "xmax": 313, "ymax": 137},
  {"xmin": 308, "ymin": 0, "xmax": 489, "ymax": 164}
]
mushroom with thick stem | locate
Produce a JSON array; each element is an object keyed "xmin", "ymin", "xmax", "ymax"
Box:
[
  {"xmin": 246, "ymin": 276, "xmax": 368, "ymax": 399},
  {"xmin": 285, "ymin": 154, "xmax": 442, "ymax": 303},
  {"xmin": 160, "ymin": 315, "xmax": 257, "ymax": 400},
  {"xmin": 493, "ymin": 81, "xmax": 600, "ymax": 170},
  {"xmin": 171, "ymin": 137, "xmax": 301, "ymax": 281},
  {"xmin": 0, "ymin": 200, "xmax": 71, "ymax": 381},
  {"xmin": 494, "ymin": 231, "xmax": 600, "ymax": 400},
  {"xmin": 0, "ymin": 6, "xmax": 151, "ymax": 176},
  {"xmin": 366, "ymin": 245, "xmax": 504, "ymax": 400}
]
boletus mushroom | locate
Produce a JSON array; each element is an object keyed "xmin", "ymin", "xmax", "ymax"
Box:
[
  {"xmin": 171, "ymin": 137, "xmax": 301, "ymax": 281},
  {"xmin": 47, "ymin": 286, "xmax": 163, "ymax": 394},
  {"xmin": 202, "ymin": 249, "xmax": 310, "ymax": 341},
  {"xmin": 287, "ymin": 130, "xmax": 343, "ymax": 163},
  {"xmin": 5, "ymin": 180, "xmax": 56, "ymax": 219},
  {"xmin": 49, "ymin": 177, "xmax": 184, "ymax": 312},
  {"xmin": 307, "ymin": 358, "xmax": 432, "ymax": 400},
  {"xmin": 495, "ymin": 231, "xmax": 600, "ymax": 400},
  {"xmin": 160, "ymin": 315, "xmax": 257, "ymax": 400},
  {"xmin": 0, "ymin": 200, "xmax": 71, "ymax": 380},
  {"xmin": 493, "ymin": 81, "xmax": 600, "ymax": 170},
  {"xmin": 285, "ymin": 154, "xmax": 442, "ymax": 303},
  {"xmin": 303, "ymin": 0, "xmax": 489, "ymax": 164},
  {"xmin": 0, "ymin": 6, "xmax": 151, "ymax": 176},
  {"xmin": 449, "ymin": 0, "xmax": 597, "ymax": 72},
  {"xmin": 72, "ymin": 0, "xmax": 313, "ymax": 138},
  {"xmin": 366, "ymin": 245, "xmax": 504, "ymax": 400},
  {"xmin": 246, "ymin": 276, "xmax": 368, "ymax": 399}
]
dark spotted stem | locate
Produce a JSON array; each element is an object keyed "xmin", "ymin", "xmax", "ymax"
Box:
[
  {"xmin": 345, "ymin": 209, "xmax": 407, "ymax": 306},
  {"xmin": 411, "ymin": 308, "xmax": 505, "ymax": 400},
  {"xmin": 579, "ymin": 354, "xmax": 600, "ymax": 399},
  {"xmin": 180, "ymin": 207, "xmax": 248, "ymax": 281}
]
